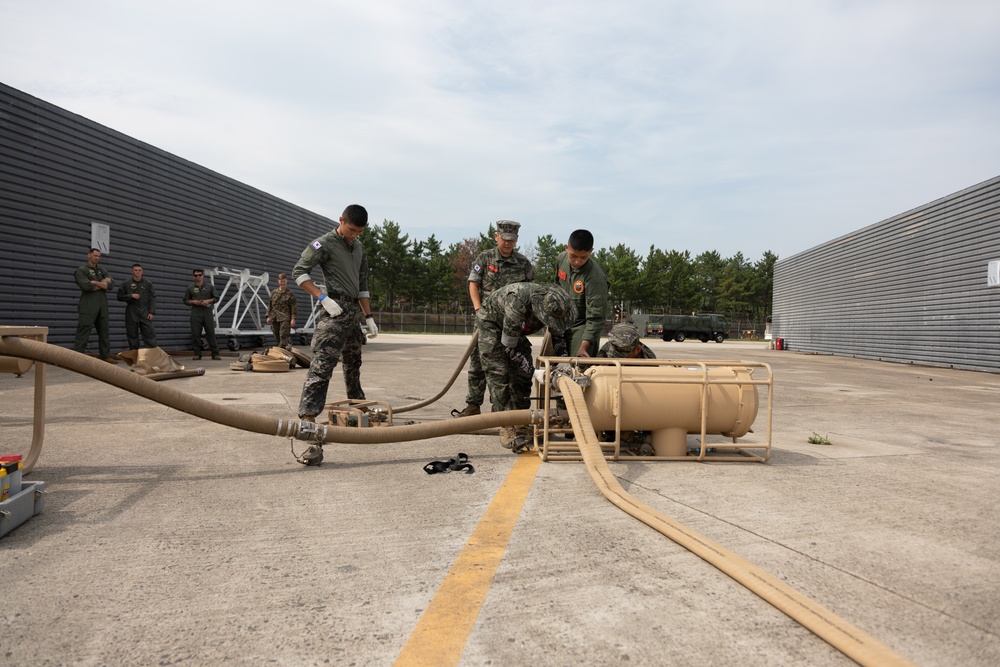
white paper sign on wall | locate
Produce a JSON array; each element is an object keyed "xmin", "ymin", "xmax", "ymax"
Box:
[{"xmin": 91, "ymin": 222, "xmax": 110, "ymax": 254}]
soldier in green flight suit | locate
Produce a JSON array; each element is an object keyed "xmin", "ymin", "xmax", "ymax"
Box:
[
  {"xmin": 73, "ymin": 247, "xmax": 117, "ymax": 362},
  {"xmin": 554, "ymin": 229, "xmax": 610, "ymax": 358},
  {"xmin": 116, "ymin": 263, "xmax": 158, "ymax": 349},
  {"xmin": 183, "ymin": 269, "xmax": 221, "ymax": 360}
]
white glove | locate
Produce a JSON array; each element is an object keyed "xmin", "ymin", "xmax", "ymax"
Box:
[
  {"xmin": 318, "ymin": 294, "xmax": 343, "ymax": 318},
  {"xmin": 532, "ymin": 368, "xmax": 547, "ymax": 386},
  {"xmin": 365, "ymin": 316, "xmax": 378, "ymax": 338}
]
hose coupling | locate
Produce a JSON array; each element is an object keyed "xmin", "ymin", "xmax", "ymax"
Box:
[{"xmin": 295, "ymin": 420, "xmax": 328, "ymax": 442}]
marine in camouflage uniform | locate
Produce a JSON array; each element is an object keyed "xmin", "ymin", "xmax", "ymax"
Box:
[
  {"xmin": 554, "ymin": 229, "xmax": 610, "ymax": 357},
  {"xmin": 183, "ymin": 270, "xmax": 220, "ymax": 359},
  {"xmin": 596, "ymin": 322, "xmax": 656, "ymax": 359},
  {"xmin": 292, "ymin": 205, "xmax": 374, "ymax": 420},
  {"xmin": 478, "ymin": 282, "xmax": 576, "ymax": 448},
  {"xmin": 456, "ymin": 220, "xmax": 535, "ymax": 417},
  {"xmin": 73, "ymin": 248, "xmax": 115, "ymax": 360},
  {"xmin": 116, "ymin": 263, "xmax": 158, "ymax": 350},
  {"xmin": 266, "ymin": 273, "xmax": 298, "ymax": 350}
]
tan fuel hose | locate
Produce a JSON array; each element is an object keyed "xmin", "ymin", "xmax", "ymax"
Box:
[
  {"xmin": 393, "ymin": 331, "xmax": 478, "ymax": 414},
  {"xmin": 0, "ymin": 335, "xmax": 533, "ymax": 469},
  {"xmin": 556, "ymin": 376, "xmax": 916, "ymax": 667},
  {"xmin": 3, "ymin": 334, "xmax": 914, "ymax": 664}
]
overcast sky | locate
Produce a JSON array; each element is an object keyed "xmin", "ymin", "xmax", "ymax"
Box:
[{"xmin": 2, "ymin": 0, "xmax": 998, "ymax": 262}]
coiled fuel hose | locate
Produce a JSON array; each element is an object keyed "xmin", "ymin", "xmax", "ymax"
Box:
[{"xmin": 1, "ymin": 334, "xmax": 915, "ymax": 665}]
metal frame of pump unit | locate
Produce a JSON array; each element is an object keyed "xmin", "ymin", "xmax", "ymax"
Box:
[
  {"xmin": 531, "ymin": 356, "xmax": 773, "ymax": 463},
  {"xmin": 0, "ymin": 326, "xmax": 49, "ymax": 473}
]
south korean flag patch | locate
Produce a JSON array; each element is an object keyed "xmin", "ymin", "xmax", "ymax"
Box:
[
  {"xmin": 473, "ymin": 264, "xmax": 481, "ymax": 272},
  {"xmin": 312, "ymin": 240, "xmax": 322, "ymax": 250}
]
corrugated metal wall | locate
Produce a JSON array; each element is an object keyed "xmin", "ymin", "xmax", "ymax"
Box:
[
  {"xmin": 1, "ymin": 82, "xmax": 335, "ymax": 351},
  {"xmin": 773, "ymin": 175, "xmax": 1000, "ymax": 373}
]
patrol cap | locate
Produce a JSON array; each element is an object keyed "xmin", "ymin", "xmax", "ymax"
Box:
[
  {"xmin": 608, "ymin": 322, "xmax": 641, "ymax": 348},
  {"xmin": 495, "ymin": 220, "xmax": 521, "ymax": 241},
  {"xmin": 530, "ymin": 285, "xmax": 577, "ymax": 332}
]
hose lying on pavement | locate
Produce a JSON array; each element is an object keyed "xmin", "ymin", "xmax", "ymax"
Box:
[
  {"xmin": 556, "ymin": 375, "xmax": 916, "ymax": 667},
  {"xmin": 0, "ymin": 335, "xmax": 534, "ymax": 447},
  {"xmin": 393, "ymin": 331, "xmax": 478, "ymax": 414}
]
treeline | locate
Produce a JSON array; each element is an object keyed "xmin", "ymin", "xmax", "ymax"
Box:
[{"xmin": 362, "ymin": 221, "xmax": 776, "ymax": 325}]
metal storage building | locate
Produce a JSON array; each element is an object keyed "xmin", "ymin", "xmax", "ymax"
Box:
[
  {"xmin": 772, "ymin": 175, "xmax": 1000, "ymax": 373},
  {"xmin": 1, "ymin": 82, "xmax": 335, "ymax": 352}
]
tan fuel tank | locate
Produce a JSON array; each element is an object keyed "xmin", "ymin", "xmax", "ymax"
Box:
[
  {"xmin": 0, "ymin": 355, "xmax": 33, "ymax": 375},
  {"xmin": 582, "ymin": 364, "xmax": 759, "ymax": 457}
]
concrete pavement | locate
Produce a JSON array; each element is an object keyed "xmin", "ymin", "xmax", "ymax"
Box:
[{"xmin": 1, "ymin": 333, "xmax": 998, "ymax": 666}]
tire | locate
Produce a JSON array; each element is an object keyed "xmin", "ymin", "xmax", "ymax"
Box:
[
  {"xmin": 674, "ymin": 332, "xmax": 686, "ymax": 342},
  {"xmin": 297, "ymin": 333, "xmax": 310, "ymax": 345},
  {"xmin": 662, "ymin": 331, "xmax": 674, "ymax": 342},
  {"xmin": 714, "ymin": 333, "xmax": 725, "ymax": 343},
  {"xmin": 699, "ymin": 334, "xmax": 709, "ymax": 343},
  {"xmin": 227, "ymin": 338, "xmax": 240, "ymax": 351}
]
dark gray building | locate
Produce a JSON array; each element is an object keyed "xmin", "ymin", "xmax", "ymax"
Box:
[
  {"xmin": 773, "ymin": 175, "xmax": 1000, "ymax": 373},
  {"xmin": 1, "ymin": 82, "xmax": 337, "ymax": 352}
]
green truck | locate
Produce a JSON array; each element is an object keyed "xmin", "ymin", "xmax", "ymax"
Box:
[{"xmin": 661, "ymin": 313, "xmax": 729, "ymax": 343}]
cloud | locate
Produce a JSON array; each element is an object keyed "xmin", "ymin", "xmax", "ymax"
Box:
[{"xmin": 2, "ymin": 0, "xmax": 998, "ymax": 261}]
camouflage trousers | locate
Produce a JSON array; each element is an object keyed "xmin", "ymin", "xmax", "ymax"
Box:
[
  {"xmin": 478, "ymin": 322, "xmax": 533, "ymax": 414},
  {"xmin": 464, "ymin": 322, "xmax": 487, "ymax": 406},
  {"xmin": 342, "ymin": 323, "xmax": 365, "ymax": 401},
  {"xmin": 270, "ymin": 318, "xmax": 292, "ymax": 350},
  {"xmin": 298, "ymin": 301, "xmax": 363, "ymax": 419}
]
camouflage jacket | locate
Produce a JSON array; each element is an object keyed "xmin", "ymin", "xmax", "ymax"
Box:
[
  {"xmin": 468, "ymin": 247, "xmax": 534, "ymax": 298},
  {"xmin": 267, "ymin": 287, "xmax": 297, "ymax": 322},
  {"xmin": 596, "ymin": 341, "xmax": 656, "ymax": 359},
  {"xmin": 478, "ymin": 282, "xmax": 576, "ymax": 349}
]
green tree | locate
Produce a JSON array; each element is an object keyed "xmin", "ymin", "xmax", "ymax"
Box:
[
  {"xmin": 529, "ymin": 233, "xmax": 561, "ymax": 283},
  {"xmin": 449, "ymin": 237, "xmax": 481, "ymax": 312},
  {"xmin": 367, "ymin": 220, "xmax": 414, "ymax": 313},
  {"xmin": 692, "ymin": 250, "xmax": 725, "ymax": 312},
  {"xmin": 594, "ymin": 244, "xmax": 642, "ymax": 316}
]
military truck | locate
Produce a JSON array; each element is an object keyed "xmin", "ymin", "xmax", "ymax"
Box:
[{"xmin": 661, "ymin": 313, "xmax": 729, "ymax": 343}]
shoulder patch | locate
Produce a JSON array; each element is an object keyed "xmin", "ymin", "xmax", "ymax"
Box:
[
  {"xmin": 312, "ymin": 240, "xmax": 322, "ymax": 250},
  {"xmin": 473, "ymin": 264, "xmax": 481, "ymax": 272}
]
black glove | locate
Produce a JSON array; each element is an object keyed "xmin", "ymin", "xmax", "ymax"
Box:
[
  {"xmin": 551, "ymin": 332, "xmax": 568, "ymax": 357},
  {"xmin": 505, "ymin": 346, "xmax": 534, "ymax": 380}
]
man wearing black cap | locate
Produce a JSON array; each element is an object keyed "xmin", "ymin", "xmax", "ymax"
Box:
[
  {"xmin": 453, "ymin": 220, "xmax": 535, "ymax": 418},
  {"xmin": 554, "ymin": 229, "xmax": 609, "ymax": 358}
]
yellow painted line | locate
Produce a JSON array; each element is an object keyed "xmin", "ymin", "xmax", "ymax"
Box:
[{"xmin": 394, "ymin": 452, "xmax": 541, "ymax": 667}]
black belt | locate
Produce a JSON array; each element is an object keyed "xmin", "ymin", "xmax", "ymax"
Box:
[{"xmin": 423, "ymin": 452, "xmax": 474, "ymax": 475}]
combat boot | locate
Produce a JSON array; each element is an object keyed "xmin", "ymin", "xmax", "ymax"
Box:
[
  {"xmin": 512, "ymin": 425, "xmax": 534, "ymax": 453},
  {"xmin": 500, "ymin": 426, "xmax": 517, "ymax": 450},
  {"xmin": 451, "ymin": 403, "xmax": 482, "ymax": 418}
]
